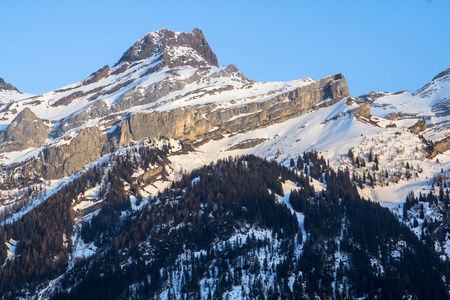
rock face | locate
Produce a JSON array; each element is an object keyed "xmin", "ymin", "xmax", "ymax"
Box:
[
  {"xmin": 17, "ymin": 126, "xmax": 108, "ymax": 179},
  {"xmin": 83, "ymin": 65, "xmax": 110, "ymax": 85},
  {"xmin": 16, "ymin": 73, "xmax": 349, "ymax": 179},
  {"xmin": 52, "ymin": 100, "xmax": 112, "ymax": 136},
  {"xmin": 358, "ymin": 91, "xmax": 389, "ymax": 103},
  {"xmin": 0, "ymin": 28, "xmax": 351, "ymax": 181},
  {"xmin": 0, "ymin": 78, "xmax": 19, "ymax": 92},
  {"xmin": 226, "ymin": 138, "xmax": 268, "ymax": 151},
  {"xmin": 409, "ymin": 119, "xmax": 428, "ymax": 134},
  {"xmin": 106, "ymin": 73, "xmax": 349, "ymax": 153},
  {"xmin": 41, "ymin": 126, "xmax": 107, "ymax": 178},
  {"xmin": 427, "ymin": 137, "xmax": 450, "ymax": 158},
  {"xmin": 116, "ymin": 28, "xmax": 218, "ymax": 68},
  {"xmin": 0, "ymin": 108, "xmax": 48, "ymax": 152}
]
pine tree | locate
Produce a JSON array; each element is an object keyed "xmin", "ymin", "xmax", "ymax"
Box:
[{"xmin": 348, "ymin": 149, "xmax": 354, "ymax": 163}]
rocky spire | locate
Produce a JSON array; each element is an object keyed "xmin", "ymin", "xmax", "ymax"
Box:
[
  {"xmin": 0, "ymin": 78, "xmax": 19, "ymax": 92},
  {"xmin": 116, "ymin": 28, "xmax": 218, "ymax": 68}
]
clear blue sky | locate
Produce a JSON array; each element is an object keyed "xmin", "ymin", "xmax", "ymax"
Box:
[{"xmin": 1, "ymin": 0, "xmax": 449, "ymax": 96}]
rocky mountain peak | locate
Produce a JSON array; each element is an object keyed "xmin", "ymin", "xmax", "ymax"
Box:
[
  {"xmin": 115, "ymin": 28, "xmax": 218, "ymax": 68},
  {"xmin": 0, "ymin": 78, "xmax": 19, "ymax": 92}
]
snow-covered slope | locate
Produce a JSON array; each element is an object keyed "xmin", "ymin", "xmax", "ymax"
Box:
[
  {"xmin": 0, "ymin": 28, "xmax": 313, "ymax": 138},
  {"xmin": 0, "ymin": 88, "xmax": 35, "ymax": 131},
  {"xmin": 368, "ymin": 68, "xmax": 450, "ymax": 142}
]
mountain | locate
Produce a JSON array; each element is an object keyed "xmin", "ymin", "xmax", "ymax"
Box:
[
  {"xmin": 362, "ymin": 67, "xmax": 450, "ymax": 156},
  {"xmin": 116, "ymin": 28, "xmax": 218, "ymax": 68},
  {"xmin": 0, "ymin": 78, "xmax": 35, "ymax": 120},
  {"xmin": 0, "ymin": 28, "xmax": 449, "ymax": 299},
  {"xmin": 0, "ymin": 78, "xmax": 19, "ymax": 92},
  {"xmin": 0, "ymin": 28, "xmax": 349, "ymax": 183}
]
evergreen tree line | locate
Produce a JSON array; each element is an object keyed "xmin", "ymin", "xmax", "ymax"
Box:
[
  {"xmin": 2, "ymin": 148, "xmax": 448, "ymax": 299},
  {"xmin": 53, "ymin": 155, "xmax": 302, "ymax": 299},
  {"xmin": 0, "ymin": 165, "xmax": 105, "ymax": 298},
  {"xmin": 0, "ymin": 142, "xmax": 170, "ymax": 298},
  {"xmin": 290, "ymin": 151, "xmax": 448, "ymax": 299},
  {"xmin": 54, "ymin": 152, "xmax": 449, "ymax": 299}
]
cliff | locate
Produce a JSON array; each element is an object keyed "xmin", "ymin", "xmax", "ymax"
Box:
[{"xmin": 22, "ymin": 73, "xmax": 349, "ymax": 179}]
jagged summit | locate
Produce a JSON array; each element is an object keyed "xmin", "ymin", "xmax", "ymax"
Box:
[
  {"xmin": 116, "ymin": 28, "xmax": 218, "ymax": 69},
  {"xmin": 0, "ymin": 78, "xmax": 19, "ymax": 92}
]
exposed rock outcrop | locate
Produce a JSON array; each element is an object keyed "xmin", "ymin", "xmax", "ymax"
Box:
[
  {"xmin": 52, "ymin": 100, "xmax": 112, "ymax": 136},
  {"xmin": 111, "ymin": 62, "xmax": 129, "ymax": 75},
  {"xmin": 409, "ymin": 119, "xmax": 428, "ymax": 134},
  {"xmin": 83, "ymin": 65, "xmax": 110, "ymax": 85},
  {"xmin": 141, "ymin": 165, "xmax": 164, "ymax": 181},
  {"xmin": 0, "ymin": 78, "xmax": 19, "ymax": 92},
  {"xmin": 0, "ymin": 108, "xmax": 48, "ymax": 152},
  {"xmin": 226, "ymin": 138, "xmax": 267, "ymax": 151},
  {"xmin": 355, "ymin": 103, "xmax": 371, "ymax": 118},
  {"xmin": 116, "ymin": 28, "xmax": 218, "ymax": 69},
  {"xmin": 358, "ymin": 91, "xmax": 389, "ymax": 103},
  {"xmin": 432, "ymin": 68, "xmax": 450, "ymax": 82},
  {"xmin": 15, "ymin": 73, "xmax": 349, "ymax": 179},
  {"xmin": 209, "ymin": 64, "xmax": 247, "ymax": 80},
  {"xmin": 426, "ymin": 137, "xmax": 450, "ymax": 159},
  {"xmin": 51, "ymin": 85, "xmax": 111, "ymax": 108},
  {"xmin": 51, "ymin": 91, "xmax": 85, "ymax": 107},
  {"xmin": 111, "ymin": 68, "xmax": 207, "ymax": 112},
  {"xmin": 39, "ymin": 126, "xmax": 107, "ymax": 178},
  {"xmin": 109, "ymin": 73, "xmax": 349, "ymax": 150}
]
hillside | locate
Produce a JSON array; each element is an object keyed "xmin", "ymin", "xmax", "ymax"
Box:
[{"xmin": 0, "ymin": 28, "xmax": 449, "ymax": 299}]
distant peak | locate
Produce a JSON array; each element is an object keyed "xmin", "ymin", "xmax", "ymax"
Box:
[
  {"xmin": 116, "ymin": 28, "xmax": 218, "ymax": 69},
  {"xmin": 0, "ymin": 78, "xmax": 19, "ymax": 92},
  {"xmin": 413, "ymin": 67, "xmax": 450, "ymax": 97},
  {"xmin": 432, "ymin": 68, "xmax": 450, "ymax": 82}
]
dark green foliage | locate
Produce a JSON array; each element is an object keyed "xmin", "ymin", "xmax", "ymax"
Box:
[
  {"xmin": 0, "ymin": 142, "xmax": 169, "ymax": 298},
  {"xmin": 80, "ymin": 146, "xmax": 168, "ymax": 246},
  {"xmin": 0, "ymin": 166, "xmax": 104, "ymax": 297},
  {"xmin": 291, "ymin": 152, "xmax": 448, "ymax": 299},
  {"xmin": 3, "ymin": 150, "xmax": 449, "ymax": 299},
  {"xmin": 0, "ymin": 226, "xmax": 7, "ymax": 265},
  {"xmin": 54, "ymin": 155, "xmax": 300, "ymax": 299}
]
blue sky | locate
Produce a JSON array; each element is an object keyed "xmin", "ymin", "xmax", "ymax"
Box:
[{"xmin": 1, "ymin": 0, "xmax": 449, "ymax": 96}]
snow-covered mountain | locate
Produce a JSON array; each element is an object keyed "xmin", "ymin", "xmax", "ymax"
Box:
[
  {"xmin": 0, "ymin": 28, "xmax": 450, "ymax": 299},
  {"xmin": 363, "ymin": 68, "xmax": 450, "ymax": 153},
  {"xmin": 0, "ymin": 78, "xmax": 35, "ymax": 129}
]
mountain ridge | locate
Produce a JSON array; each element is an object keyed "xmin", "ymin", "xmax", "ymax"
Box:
[
  {"xmin": 0, "ymin": 29, "xmax": 350, "ymax": 181},
  {"xmin": 0, "ymin": 78, "xmax": 19, "ymax": 92}
]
